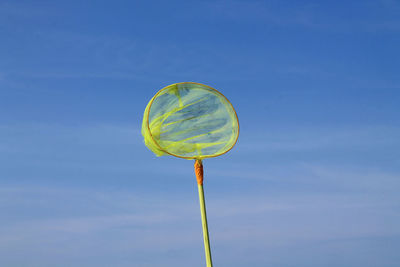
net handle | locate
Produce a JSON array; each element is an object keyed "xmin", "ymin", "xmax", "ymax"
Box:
[{"xmin": 195, "ymin": 160, "xmax": 213, "ymax": 267}]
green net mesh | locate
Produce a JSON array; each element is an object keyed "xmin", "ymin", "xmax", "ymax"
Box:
[{"xmin": 142, "ymin": 82, "xmax": 239, "ymax": 159}]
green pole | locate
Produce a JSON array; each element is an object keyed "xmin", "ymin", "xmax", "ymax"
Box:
[
  {"xmin": 198, "ymin": 183, "xmax": 213, "ymax": 267},
  {"xmin": 195, "ymin": 159, "xmax": 213, "ymax": 267}
]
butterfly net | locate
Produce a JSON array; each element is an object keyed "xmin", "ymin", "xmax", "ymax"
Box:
[{"xmin": 142, "ymin": 82, "xmax": 239, "ymax": 159}]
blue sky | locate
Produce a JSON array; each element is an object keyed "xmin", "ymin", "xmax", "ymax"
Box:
[{"xmin": 1, "ymin": 0, "xmax": 400, "ymax": 266}]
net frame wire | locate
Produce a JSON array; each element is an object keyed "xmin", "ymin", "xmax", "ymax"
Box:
[{"xmin": 144, "ymin": 82, "xmax": 240, "ymax": 160}]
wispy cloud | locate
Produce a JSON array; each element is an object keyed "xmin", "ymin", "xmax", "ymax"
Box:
[
  {"xmin": 238, "ymin": 125, "xmax": 400, "ymax": 152},
  {"xmin": 1, "ymin": 122, "xmax": 399, "ymax": 265},
  {"xmin": 0, "ymin": 2, "xmax": 49, "ymax": 18},
  {"xmin": 198, "ymin": 0, "xmax": 400, "ymax": 33},
  {"xmin": 0, "ymin": 182, "xmax": 399, "ymax": 266},
  {"xmin": 198, "ymin": 0, "xmax": 317, "ymax": 27},
  {"xmin": 2, "ymin": 30, "xmax": 228, "ymax": 81}
]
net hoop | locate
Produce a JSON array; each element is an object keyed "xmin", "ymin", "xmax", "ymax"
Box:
[{"xmin": 145, "ymin": 82, "xmax": 239, "ymax": 160}]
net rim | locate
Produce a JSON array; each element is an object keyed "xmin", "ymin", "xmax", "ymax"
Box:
[{"xmin": 145, "ymin": 82, "xmax": 240, "ymax": 160}]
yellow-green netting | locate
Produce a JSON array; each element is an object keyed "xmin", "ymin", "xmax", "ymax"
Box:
[{"xmin": 142, "ymin": 82, "xmax": 239, "ymax": 159}]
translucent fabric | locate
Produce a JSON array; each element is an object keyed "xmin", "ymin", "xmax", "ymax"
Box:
[{"xmin": 142, "ymin": 82, "xmax": 239, "ymax": 159}]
